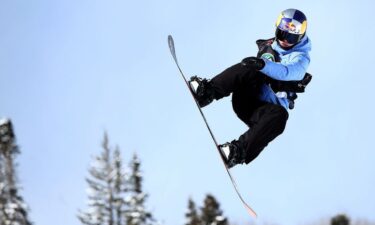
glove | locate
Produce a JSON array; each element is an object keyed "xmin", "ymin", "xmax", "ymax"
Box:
[{"xmin": 241, "ymin": 57, "xmax": 265, "ymax": 70}]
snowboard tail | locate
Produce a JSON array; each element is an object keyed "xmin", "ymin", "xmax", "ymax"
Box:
[{"xmin": 167, "ymin": 35, "xmax": 257, "ymax": 218}]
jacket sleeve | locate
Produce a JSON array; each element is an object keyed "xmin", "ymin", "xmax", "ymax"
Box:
[{"xmin": 260, "ymin": 53, "xmax": 310, "ymax": 81}]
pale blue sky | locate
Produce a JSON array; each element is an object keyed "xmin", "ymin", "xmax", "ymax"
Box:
[{"xmin": 1, "ymin": 0, "xmax": 375, "ymax": 225}]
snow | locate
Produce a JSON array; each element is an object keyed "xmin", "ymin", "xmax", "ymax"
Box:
[
  {"xmin": 215, "ymin": 215, "xmax": 225, "ymax": 221},
  {"xmin": 0, "ymin": 183, "xmax": 6, "ymax": 192},
  {"xmin": 0, "ymin": 118, "xmax": 10, "ymax": 126},
  {"xmin": 86, "ymin": 187, "xmax": 98, "ymax": 196}
]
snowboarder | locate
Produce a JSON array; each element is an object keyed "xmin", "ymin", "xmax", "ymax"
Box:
[{"xmin": 189, "ymin": 8, "xmax": 312, "ymax": 168}]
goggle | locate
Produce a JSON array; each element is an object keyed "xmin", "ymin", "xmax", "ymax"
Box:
[{"xmin": 275, "ymin": 28, "xmax": 303, "ymax": 45}]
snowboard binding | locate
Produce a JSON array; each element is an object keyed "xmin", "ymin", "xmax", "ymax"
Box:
[
  {"xmin": 219, "ymin": 141, "xmax": 246, "ymax": 169},
  {"xmin": 189, "ymin": 76, "xmax": 215, "ymax": 108}
]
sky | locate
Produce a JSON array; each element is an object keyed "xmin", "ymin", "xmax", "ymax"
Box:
[{"xmin": 1, "ymin": 0, "xmax": 375, "ymax": 225}]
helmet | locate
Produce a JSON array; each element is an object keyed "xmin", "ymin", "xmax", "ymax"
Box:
[{"xmin": 275, "ymin": 9, "xmax": 307, "ymax": 45}]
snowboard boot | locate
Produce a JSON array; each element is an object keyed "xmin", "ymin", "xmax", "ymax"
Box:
[
  {"xmin": 189, "ymin": 76, "xmax": 215, "ymax": 108},
  {"xmin": 219, "ymin": 141, "xmax": 245, "ymax": 169}
]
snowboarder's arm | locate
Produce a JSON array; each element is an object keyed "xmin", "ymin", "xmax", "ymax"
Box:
[{"xmin": 260, "ymin": 54, "xmax": 310, "ymax": 81}]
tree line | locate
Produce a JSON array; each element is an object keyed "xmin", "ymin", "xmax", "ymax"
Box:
[{"xmin": 0, "ymin": 118, "xmax": 373, "ymax": 225}]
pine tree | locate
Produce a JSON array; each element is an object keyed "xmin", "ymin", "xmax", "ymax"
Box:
[
  {"xmin": 78, "ymin": 133, "xmax": 128, "ymax": 225},
  {"xmin": 200, "ymin": 194, "xmax": 228, "ymax": 225},
  {"xmin": 0, "ymin": 118, "xmax": 32, "ymax": 225},
  {"xmin": 331, "ymin": 214, "xmax": 350, "ymax": 225},
  {"xmin": 113, "ymin": 146, "xmax": 128, "ymax": 225},
  {"xmin": 124, "ymin": 153, "xmax": 154, "ymax": 225},
  {"xmin": 184, "ymin": 198, "xmax": 200, "ymax": 225}
]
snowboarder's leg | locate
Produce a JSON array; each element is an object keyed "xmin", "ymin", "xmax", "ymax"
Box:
[
  {"xmin": 220, "ymin": 91, "xmax": 274, "ymax": 168},
  {"xmin": 237, "ymin": 103, "xmax": 289, "ymax": 164},
  {"xmin": 230, "ymin": 80, "xmax": 265, "ymax": 126},
  {"xmin": 210, "ymin": 63, "xmax": 262, "ymax": 99},
  {"xmin": 189, "ymin": 63, "xmax": 262, "ymax": 108}
]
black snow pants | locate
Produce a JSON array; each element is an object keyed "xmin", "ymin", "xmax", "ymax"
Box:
[{"xmin": 210, "ymin": 63, "xmax": 289, "ymax": 164}]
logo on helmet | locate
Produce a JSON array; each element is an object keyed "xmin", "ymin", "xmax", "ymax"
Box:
[
  {"xmin": 279, "ymin": 20, "xmax": 300, "ymax": 34},
  {"xmin": 287, "ymin": 22, "xmax": 296, "ymax": 32}
]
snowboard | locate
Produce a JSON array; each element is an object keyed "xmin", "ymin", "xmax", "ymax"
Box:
[{"xmin": 167, "ymin": 35, "xmax": 257, "ymax": 218}]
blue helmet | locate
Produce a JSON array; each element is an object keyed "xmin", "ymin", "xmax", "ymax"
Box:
[{"xmin": 275, "ymin": 9, "xmax": 307, "ymax": 45}]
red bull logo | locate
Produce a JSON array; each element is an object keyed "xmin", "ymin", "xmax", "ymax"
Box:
[
  {"xmin": 287, "ymin": 22, "xmax": 296, "ymax": 32},
  {"xmin": 279, "ymin": 20, "xmax": 300, "ymax": 34}
]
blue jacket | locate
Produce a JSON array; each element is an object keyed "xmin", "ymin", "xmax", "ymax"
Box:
[{"xmin": 258, "ymin": 35, "xmax": 312, "ymax": 109}]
